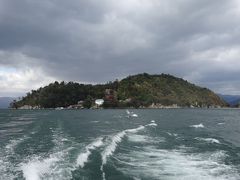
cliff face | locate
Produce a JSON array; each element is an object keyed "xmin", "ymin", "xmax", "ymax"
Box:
[{"xmin": 11, "ymin": 73, "xmax": 227, "ymax": 108}]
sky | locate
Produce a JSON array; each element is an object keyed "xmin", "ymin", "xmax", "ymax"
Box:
[{"xmin": 1, "ymin": 0, "xmax": 240, "ymax": 97}]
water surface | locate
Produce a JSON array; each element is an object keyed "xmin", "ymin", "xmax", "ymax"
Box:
[{"xmin": 0, "ymin": 109, "xmax": 240, "ymax": 180}]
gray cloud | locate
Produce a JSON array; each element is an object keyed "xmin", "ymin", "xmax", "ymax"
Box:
[{"xmin": 1, "ymin": 0, "xmax": 240, "ymax": 96}]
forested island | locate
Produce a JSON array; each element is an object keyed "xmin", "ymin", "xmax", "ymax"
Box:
[{"xmin": 10, "ymin": 73, "xmax": 227, "ymax": 109}]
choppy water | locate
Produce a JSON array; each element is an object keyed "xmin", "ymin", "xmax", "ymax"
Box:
[{"xmin": 0, "ymin": 109, "xmax": 240, "ymax": 180}]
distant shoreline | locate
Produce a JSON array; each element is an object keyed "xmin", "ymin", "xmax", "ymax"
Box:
[
  {"xmin": 6, "ymin": 107, "xmax": 240, "ymax": 110},
  {"xmin": 11, "ymin": 73, "xmax": 228, "ymax": 109}
]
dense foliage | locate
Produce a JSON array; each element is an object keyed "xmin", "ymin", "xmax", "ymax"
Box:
[{"xmin": 11, "ymin": 73, "xmax": 227, "ymax": 108}]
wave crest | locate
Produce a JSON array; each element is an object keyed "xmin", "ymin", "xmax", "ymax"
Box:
[{"xmin": 77, "ymin": 137, "xmax": 104, "ymax": 168}]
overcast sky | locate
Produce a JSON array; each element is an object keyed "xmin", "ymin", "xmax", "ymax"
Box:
[{"xmin": 1, "ymin": 0, "xmax": 240, "ymax": 97}]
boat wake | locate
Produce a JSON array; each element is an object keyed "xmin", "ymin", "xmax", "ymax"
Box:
[
  {"xmin": 21, "ymin": 129, "xmax": 75, "ymax": 180},
  {"xmin": 19, "ymin": 121, "xmax": 156, "ymax": 180},
  {"xmin": 0, "ymin": 133, "xmax": 34, "ymax": 179},
  {"xmin": 76, "ymin": 137, "xmax": 104, "ymax": 168},
  {"xmin": 100, "ymin": 122, "xmax": 157, "ymax": 180},
  {"xmin": 195, "ymin": 137, "xmax": 221, "ymax": 144},
  {"xmin": 115, "ymin": 146, "xmax": 240, "ymax": 180},
  {"xmin": 3, "ymin": 116, "xmax": 238, "ymax": 180}
]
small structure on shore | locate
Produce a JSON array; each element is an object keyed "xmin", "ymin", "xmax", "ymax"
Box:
[
  {"xmin": 105, "ymin": 89, "xmax": 117, "ymax": 101},
  {"xmin": 18, "ymin": 105, "xmax": 41, "ymax": 109},
  {"xmin": 95, "ymin": 99, "xmax": 104, "ymax": 107},
  {"xmin": 67, "ymin": 100, "xmax": 84, "ymax": 109},
  {"xmin": 19, "ymin": 105, "xmax": 33, "ymax": 110}
]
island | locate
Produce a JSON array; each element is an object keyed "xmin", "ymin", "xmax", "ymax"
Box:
[{"xmin": 10, "ymin": 73, "xmax": 227, "ymax": 109}]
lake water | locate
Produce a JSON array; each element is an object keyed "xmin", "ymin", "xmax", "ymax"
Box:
[{"xmin": 0, "ymin": 109, "xmax": 240, "ymax": 180}]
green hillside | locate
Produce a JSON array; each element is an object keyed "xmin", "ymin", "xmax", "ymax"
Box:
[{"xmin": 11, "ymin": 73, "xmax": 227, "ymax": 108}]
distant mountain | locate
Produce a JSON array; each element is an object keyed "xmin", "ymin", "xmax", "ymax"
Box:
[
  {"xmin": 231, "ymin": 99, "xmax": 240, "ymax": 107},
  {"xmin": 218, "ymin": 94, "xmax": 240, "ymax": 107},
  {"xmin": 11, "ymin": 73, "xmax": 227, "ymax": 108},
  {"xmin": 0, "ymin": 97, "xmax": 15, "ymax": 109}
]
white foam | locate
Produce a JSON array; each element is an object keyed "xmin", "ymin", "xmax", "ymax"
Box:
[
  {"xmin": 0, "ymin": 133, "xmax": 34, "ymax": 179},
  {"xmin": 116, "ymin": 147, "xmax": 240, "ymax": 180},
  {"xmin": 128, "ymin": 134, "xmax": 165, "ymax": 144},
  {"xmin": 218, "ymin": 122, "xmax": 225, "ymax": 125},
  {"xmin": 77, "ymin": 137, "xmax": 104, "ymax": 168},
  {"xmin": 166, "ymin": 132, "xmax": 178, "ymax": 137},
  {"xmin": 126, "ymin": 110, "xmax": 139, "ymax": 117},
  {"xmin": 21, "ymin": 129, "xmax": 75, "ymax": 180},
  {"xmin": 146, "ymin": 122, "xmax": 157, "ymax": 127},
  {"xmin": 128, "ymin": 134, "xmax": 149, "ymax": 143},
  {"xmin": 61, "ymin": 138, "xmax": 69, "ymax": 142},
  {"xmin": 126, "ymin": 125, "xmax": 145, "ymax": 133},
  {"xmin": 101, "ymin": 131, "xmax": 126, "ymax": 166},
  {"xmin": 100, "ymin": 124, "xmax": 151, "ymax": 179},
  {"xmin": 101, "ymin": 131, "xmax": 126, "ymax": 180},
  {"xmin": 131, "ymin": 114, "xmax": 138, "ymax": 117},
  {"xmin": 166, "ymin": 132, "xmax": 172, "ymax": 136},
  {"xmin": 190, "ymin": 123, "xmax": 204, "ymax": 128},
  {"xmin": 21, "ymin": 148, "xmax": 74, "ymax": 180},
  {"xmin": 21, "ymin": 156, "xmax": 58, "ymax": 180},
  {"xmin": 101, "ymin": 121, "xmax": 157, "ymax": 164},
  {"xmin": 195, "ymin": 137, "xmax": 221, "ymax": 144},
  {"xmin": 91, "ymin": 121, "xmax": 99, "ymax": 123}
]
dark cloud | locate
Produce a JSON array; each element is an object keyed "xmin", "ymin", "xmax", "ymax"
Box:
[{"xmin": 0, "ymin": 0, "xmax": 240, "ymax": 96}]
